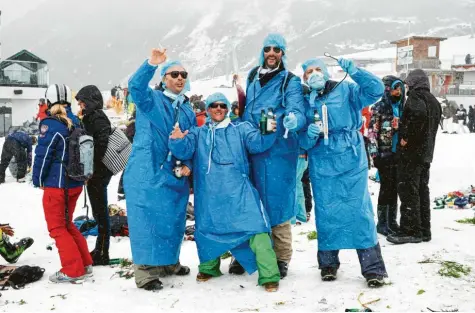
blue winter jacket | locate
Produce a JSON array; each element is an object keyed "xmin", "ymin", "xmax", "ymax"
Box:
[
  {"xmin": 8, "ymin": 131, "xmax": 33, "ymax": 167},
  {"xmin": 32, "ymin": 117, "xmax": 83, "ymax": 189}
]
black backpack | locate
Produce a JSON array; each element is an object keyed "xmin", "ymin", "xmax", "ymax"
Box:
[{"xmin": 0, "ymin": 266, "xmax": 45, "ymax": 290}]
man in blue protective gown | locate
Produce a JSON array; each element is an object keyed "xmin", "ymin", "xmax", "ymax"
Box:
[
  {"xmin": 239, "ymin": 33, "xmax": 306, "ymax": 278},
  {"xmin": 124, "ymin": 48, "xmax": 197, "ymax": 291},
  {"xmin": 299, "ymin": 57, "xmax": 389, "ymax": 288},
  {"xmin": 169, "ymin": 92, "xmax": 281, "ymax": 292}
]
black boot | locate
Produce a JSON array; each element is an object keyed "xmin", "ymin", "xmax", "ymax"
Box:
[
  {"xmin": 142, "ymin": 279, "xmax": 163, "ymax": 291},
  {"xmin": 376, "ymin": 205, "xmax": 389, "ymax": 236},
  {"xmin": 90, "ymin": 234, "xmax": 110, "ymax": 266},
  {"xmin": 366, "ymin": 274, "xmax": 385, "ymax": 288},
  {"xmin": 387, "ymin": 233, "xmax": 422, "ymax": 244},
  {"xmin": 229, "ymin": 257, "xmax": 245, "ymax": 275},
  {"xmin": 387, "ymin": 204, "xmax": 400, "ymax": 235},
  {"xmin": 321, "ymin": 267, "xmax": 337, "ymax": 281},
  {"xmin": 277, "ymin": 260, "xmax": 288, "ymax": 278}
]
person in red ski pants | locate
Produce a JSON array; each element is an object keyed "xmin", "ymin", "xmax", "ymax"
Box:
[{"xmin": 33, "ymin": 84, "xmax": 93, "ymax": 283}]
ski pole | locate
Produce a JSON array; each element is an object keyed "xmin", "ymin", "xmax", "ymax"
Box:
[{"xmin": 324, "ymin": 52, "xmax": 339, "ymax": 61}]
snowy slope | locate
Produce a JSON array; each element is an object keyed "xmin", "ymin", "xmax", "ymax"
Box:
[{"xmin": 1, "ymin": 129, "xmax": 475, "ymax": 311}]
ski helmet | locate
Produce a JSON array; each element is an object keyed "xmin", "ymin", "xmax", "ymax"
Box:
[{"xmin": 45, "ymin": 84, "xmax": 72, "ymax": 108}]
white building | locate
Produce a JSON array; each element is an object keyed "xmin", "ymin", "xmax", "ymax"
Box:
[{"xmin": 0, "ymin": 49, "xmax": 48, "ymax": 136}]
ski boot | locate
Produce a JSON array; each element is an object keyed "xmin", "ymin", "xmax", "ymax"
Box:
[{"xmin": 0, "ymin": 234, "xmax": 34, "ymax": 263}]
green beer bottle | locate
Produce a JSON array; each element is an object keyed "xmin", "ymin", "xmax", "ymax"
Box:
[{"xmin": 260, "ymin": 109, "xmax": 267, "ymax": 134}]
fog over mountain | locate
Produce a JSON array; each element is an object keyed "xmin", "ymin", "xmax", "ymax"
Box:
[{"xmin": 2, "ymin": 0, "xmax": 475, "ymax": 89}]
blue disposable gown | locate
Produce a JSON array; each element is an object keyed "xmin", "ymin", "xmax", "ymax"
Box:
[
  {"xmin": 299, "ymin": 68, "xmax": 384, "ymax": 251},
  {"xmin": 124, "ymin": 61, "xmax": 197, "ymax": 265},
  {"xmin": 168, "ymin": 119, "xmax": 276, "ymax": 273},
  {"xmin": 242, "ymin": 71, "xmax": 306, "ymax": 226}
]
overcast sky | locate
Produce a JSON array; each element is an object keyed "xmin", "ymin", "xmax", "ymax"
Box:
[{"xmin": 1, "ymin": 0, "xmax": 48, "ymax": 26}]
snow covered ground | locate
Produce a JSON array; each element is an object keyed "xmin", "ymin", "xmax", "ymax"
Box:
[{"xmin": 1, "ymin": 129, "xmax": 475, "ymax": 312}]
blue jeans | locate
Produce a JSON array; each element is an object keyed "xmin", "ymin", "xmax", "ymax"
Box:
[
  {"xmin": 291, "ymin": 157, "xmax": 308, "ymax": 224},
  {"xmin": 317, "ymin": 243, "xmax": 387, "ymax": 278}
]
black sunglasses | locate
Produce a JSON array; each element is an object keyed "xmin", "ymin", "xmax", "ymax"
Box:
[
  {"xmin": 263, "ymin": 46, "xmax": 282, "ymax": 54},
  {"xmin": 209, "ymin": 102, "xmax": 228, "ymax": 109},
  {"xmin": 166, "ymin": 71, "xmax": 188, "ymax": 79}
]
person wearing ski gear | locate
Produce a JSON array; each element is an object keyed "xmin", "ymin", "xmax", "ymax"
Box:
[
  {"xmin": 387, "ymin": 69, "xmax": 441, "ymax": 245},
  {"xmin": 368, "ymin": 76, "xmax": 405, "ymax": 237},
  {"xmin": 0, "ymin": 224, "xmax": 34, "ymax": 264},
  {"xmin": 0, "ymin": 131, "xmax": 36, "ymax": 184},
  {"xmin": 468, "ymin": 105, "xmax": 475, "ymax": 132},
  {"xmin": 117, "ymin": 110, "xmax": 136, "ymax": 200},
  {"xmin": 36, "ymin": 98, "xmax": 48, "ymax": 121},
  {"xmin": 169, "ymin": 92, "xmax": 281, "ymax": 292},
  {"xmin": 33, "ymin": 85, "xmax": 93, "ymax": 283},
  {"xmin": 124, "ymin": 49, "xmax": 196, "ymax": 291},
  {"xmin": 455, "ymin": 104, "xmax": 468, "ymax": 133},
  {"xmin": 76, "ymin": 85, "xmax": 113, "ymax": 266},
  {"xmin": 240, "ymin": 33, "xmax": 306, "ymax": 278},
  {"xmin": 299, "ymin": 58, "xmax": 388, "ymax": 288}
]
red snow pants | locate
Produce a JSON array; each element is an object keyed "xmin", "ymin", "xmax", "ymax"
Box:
[{"xmin": 43, "ymin": 187, "xmax": 92, "ymax": 278}]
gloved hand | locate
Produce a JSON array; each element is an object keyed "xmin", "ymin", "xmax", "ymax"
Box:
[
  {"xmin": 338, "ymin": 58, "xmax": 357, "ymax": 75},
  {"xmin": 283, "ymin": 113, "xmax": 298, "ymax": 130},
  {"xmin": 307, "ymin": 124, "xmax": 321, "ymax": 138}
]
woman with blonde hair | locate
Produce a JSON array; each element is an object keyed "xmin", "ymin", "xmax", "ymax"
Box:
[{"xmin": 33, "ymin": 84, "xmax": 93, "ymax": 283}]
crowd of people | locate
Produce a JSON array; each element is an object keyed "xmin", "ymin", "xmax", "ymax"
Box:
[{"xmin": 0, "ymin": 33, "xmax": 443, "ymax": 294}]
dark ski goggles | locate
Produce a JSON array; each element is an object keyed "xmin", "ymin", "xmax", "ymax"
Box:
[
  {"xmin": 166, "ymin": 71, "xmax": 188, "ymax": 79},
  {"xmin": 263, "ymin": 46, "xmax": 282, "ymax": 54},
  {"xmin": 209, "ymin": 102, "xmax": 228, "ymax": 109}
]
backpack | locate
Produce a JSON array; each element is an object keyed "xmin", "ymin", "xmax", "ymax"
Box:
[
  {"xmin": 0, "ymin": 265, "xmax": 45, "ymax": 290},
  {"xmin": 66, "ymin": 127, "xmax": 94, "ymax": 182}
]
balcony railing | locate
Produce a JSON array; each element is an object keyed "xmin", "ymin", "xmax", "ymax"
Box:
[
  {"xmin": 397, "ymin": 59, "xmax": 441, "ymax": 71},
  {"xmin": 452, "ymin": 54, "xmax": 475, "ymax": 66},
  {"xmin": 0, "ymin": 60, "xmax": 49, "ymax": 88}
]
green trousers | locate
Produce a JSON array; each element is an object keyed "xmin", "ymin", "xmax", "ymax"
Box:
[{"xmin": 198, "ymin": 233, "xmax": 280, "ymax": 285}]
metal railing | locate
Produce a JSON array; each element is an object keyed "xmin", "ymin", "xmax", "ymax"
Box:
[
  {"xmin": 396, "ymin": 59, "xmax": 441, "ymax": 71},
  {"xmin": 0, "ymin": 60, "xmax": 49, "ymax": 87},
  {"xmin": 452, "ymin": 54, "xmax": 475, "ymax": 65}
]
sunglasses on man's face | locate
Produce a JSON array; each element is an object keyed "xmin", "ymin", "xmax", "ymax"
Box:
[
  {"xmin": 263, "ymin": 46, "xmax": 282, "ymax": 54},
  {"xmin": 166, "ymin": 71, "xmax": 188, "ymax": 79},
  {"xmin": 209, "ymin": 102, "xmax": 228, "ymax": 109}
]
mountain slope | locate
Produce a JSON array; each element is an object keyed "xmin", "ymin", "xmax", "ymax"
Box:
[{"xmin": 2, "ymin": 0, "xmax": 474, "ymax": 89}]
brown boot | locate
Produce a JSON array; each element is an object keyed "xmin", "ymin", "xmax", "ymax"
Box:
[
  {"xmin": 196, "ymin": 272, "xmax": 213, "ymax": 282},
  {"xmin": 263, "ymin": 282, "xmax": 279, "ymax": 292}
]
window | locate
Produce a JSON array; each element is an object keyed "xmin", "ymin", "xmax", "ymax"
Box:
[{"xmin": 428, "ymin": 46, "xmax": 437, "ymax": 58}]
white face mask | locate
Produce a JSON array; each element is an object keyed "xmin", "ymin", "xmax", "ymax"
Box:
[{"xmin": 307, "ymin": 71, "xmax": 326, "ymax": 91}]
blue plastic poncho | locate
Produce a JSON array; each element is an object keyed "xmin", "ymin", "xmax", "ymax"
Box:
[
  {"xmin": 299, "ymin": 60, "xmax": 384, "ymax": 251},
  {"xmin": 124, "ymin": 60, "xmax": 197, "ymax": 266},
  {"xmin": 242, "ymin": 64, "xmax": 306, "ymax": 227},
  {"xmin": 259, "ymin": 33, "xmax": 288, "ymax": 67},
  {"xmin": 168, "ymin": 115, "xmax": 276, "ymax": 273}
]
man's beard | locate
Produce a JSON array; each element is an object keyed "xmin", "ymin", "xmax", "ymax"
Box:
[{"xmin": 265, "ymin": 57, "xmax": 281, "ymax": 69}]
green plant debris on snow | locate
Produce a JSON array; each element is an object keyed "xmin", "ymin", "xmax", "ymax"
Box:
[
  {"xmin": 456, "ymin": 217, "xmax": 475, "ymax": 225},
  {"xmin": 19, "ymin": 299, "xmax": 27, "ymax": 305},
  {"xmin": 418, "ymin": 258, "xmax": 438, "ymax": 264},
  {"xmin": 307, "ymin": 231, "xmax": 317, "ymax": 240},
  {"xmin": 120, "ymin": 258, "xmax": 133, "ymax": 267},
  {"xmin": 221, "ymin": 251, "xmax": 232, "ymax": 259},
  {"xmin": 275, "ymin": 301, "xmax": 285, "ymax": 305},
  {"xmin": 438, "ymin": 261, "xmax": 471, "ymax": 278},
  {"xmin": 50, "ymin": 294, "xmax": 67, "ymax": 300},
  {"xmin": 386, "ymin": 305, "xmax": 391, "ymax": 309},
  {"xmin": 417, "ymin": 289, "xmax": 425, "ymax": 295}
]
